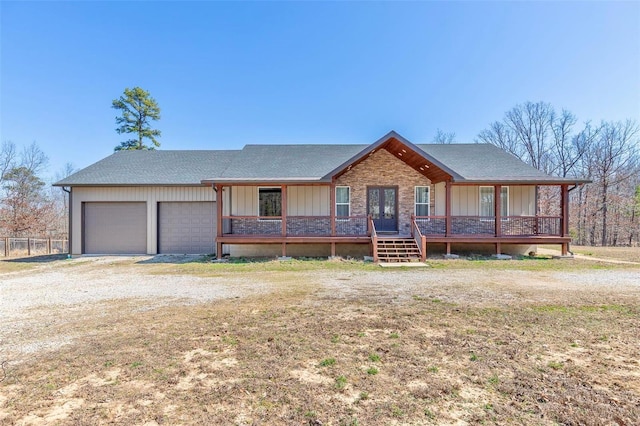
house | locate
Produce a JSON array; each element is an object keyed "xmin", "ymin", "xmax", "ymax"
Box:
[{"xmin": 54, "ymin": 131, "xmax": 589, "ymax": 261}]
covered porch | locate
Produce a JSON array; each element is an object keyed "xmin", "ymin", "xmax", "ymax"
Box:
[{"xmin": 212, "ymin": 182, "xmax": 573, "ymax": 260}]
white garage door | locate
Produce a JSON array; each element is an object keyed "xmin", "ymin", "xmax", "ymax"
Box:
[
  {"xmin": 158, "ymin": 202, "xmax": 216, "ymax": 254},
  {"xmin": 83, "ymin": 202, "xmax": 147, "ymax": 254}
]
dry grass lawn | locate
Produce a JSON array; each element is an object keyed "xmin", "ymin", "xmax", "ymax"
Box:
[
  {"xmin": 1, "ymin": 253, "xmax": 639, "ymax": 425},
  {"xmin": 569, "ymin": 245, "xmax": 640, "ymax": 263}
]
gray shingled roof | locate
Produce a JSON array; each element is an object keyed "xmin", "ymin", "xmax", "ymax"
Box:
[
  {"xmin": 54, "ymin": 139, "xmax": 586, "ymax": 186},
  {"xmin": 53, "ymin": 150, "xmax": 239, "ymax": 186},
  {"xmin": 417, "ymin": 144, "xmax": 561, "ymax": 182},
  {"xmin": 210, "ymin": 144, "xmax": 367, "ymax": 181}
]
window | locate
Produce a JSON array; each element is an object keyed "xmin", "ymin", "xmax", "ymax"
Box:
[
  {"xmin": 479, "ymin": 186, "xmax": 509, "ymax": 217},
  {"xmin": 500, "ymin": 186, "xmax": 509, "ymax": 217},
  {"xmin": 336, "ymin": 186, "xmax": 350, "ymax": 217},
  {"xmin": 415, "ymin": 186, "xmax": 430, "ymax": 216},
  {"xmin": 259, "ymin": 188, "xmax": 281, "ymax": 217}
]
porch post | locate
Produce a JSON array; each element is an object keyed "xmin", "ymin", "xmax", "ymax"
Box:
[
  {"xmin": 560, "ymin": 184, "xmax": 569, "ymax": 237},
  {"xmin": 282, "ymin": 184, "xmax": 287, "ymax": 237},
  {"xmin": 494, "ymin": 184, "xmax": 502, "ymax": 238},
  {"xmin": 215, "ymin": 184, "xmax": 223, "ymax": 259},
  {"xmin": 561, "ymin": 184, "xmax": 569, "ymax": 255},
  {"xmin": 330, "ymin": 182, "xmax": 336, "ymax": 236},
  {"xmin": 445, "ymin": 181, "xmax": 452, "ymax": 237}
]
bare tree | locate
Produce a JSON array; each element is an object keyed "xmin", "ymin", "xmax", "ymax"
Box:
[
  {"xmin": 590, "ymin": 120, "xmax": 639, "ymax": 246},
  {"xmin": 20, "ymin": 141, "xmax": 48, "ymax": 175},
  {"xmin": 1, "ymin": 166, "xmax": 54, "ymax": 236},
  {"xmin": 0, "ymin": 141, "xmax": 57, "ymax": 237},
  {"xmin": 477, "ymin": 121, "xmax": 522, "ymax": 158},
  {"xmin": 479, "ymin": 102, "xmax": 640, "ymax": 247},
  {"xmin": 432, "ymin": 129, "xmax": 456, "ymax": 144},
  {"xmin": 0, "ymin": 141, "xmax": 17, "ymax": 186}
]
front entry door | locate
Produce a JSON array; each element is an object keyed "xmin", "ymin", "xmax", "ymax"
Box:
[{"xmin": 368, "ymin": 187, "xmax": 398, "ymax": 232}]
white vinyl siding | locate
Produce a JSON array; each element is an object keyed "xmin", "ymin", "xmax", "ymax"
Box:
[
  {"xmin": 414, "ymin": 186, "xmax": 430, "ymax": 216},
  {"xmin": 336, "ymin": 186, "xmax": 350, "ymax": 217}
]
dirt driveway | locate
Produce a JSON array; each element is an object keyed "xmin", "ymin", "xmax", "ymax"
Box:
[
  {"xmin": 1, "ymin": 255, "xmax": 639, "ymax": 425},
  {"xmin": 2, "ymin": 255, "xmax": 639, "ymax": 361}
]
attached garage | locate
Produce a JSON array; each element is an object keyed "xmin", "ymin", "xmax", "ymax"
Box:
[
  {"xmin": 158, "ymin": 202, "xmax": 216, "ymax": 254},
  {"xmin": 83, "ymin": 202, "xmax": 147, "ymax": 254}
]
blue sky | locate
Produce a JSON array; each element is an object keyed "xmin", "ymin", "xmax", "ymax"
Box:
[{"xmin": 1, "ymin": 1, "xmax": 639, "ymax": 181}]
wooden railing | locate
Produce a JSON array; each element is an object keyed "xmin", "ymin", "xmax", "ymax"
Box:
[
  {"xmin": 221, "ymin": 215, "xmax": 369, "ymax": 237},
  {"xmin": 410, "ymin": 215, "xmax": 427, "ymax": 261},
  {"xmin": 370, "ymin": 217, "xmax": 378, "ymax": 262},
  {"xmin": 414, "ymin": 216, "xmax": 562, "ymax": 237}
]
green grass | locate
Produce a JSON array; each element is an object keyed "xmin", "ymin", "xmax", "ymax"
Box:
[
  {"xmin": 143, "ymin": 253, "xmax": 638, "ymax": 277},
  {"xmin": 366, "ymin": 367, "xmax": 379, "ymax": 375},
  {"xmin": 319, "ymin": 358, "xmax": 336, "ymax": 367}
]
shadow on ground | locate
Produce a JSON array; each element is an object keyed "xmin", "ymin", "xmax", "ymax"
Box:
[
  {"xmin": 135, "ymin": 255, "xmax": 211, "ymax": 264},
  {"xmin": 2, "ymin": 254, "xmax": 68, "ymax": 263}
]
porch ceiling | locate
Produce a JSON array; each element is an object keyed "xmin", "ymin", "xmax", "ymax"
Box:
[
  {"xmin": 383, "ymin": 137, "xmax": 452, "ymax": 183},
  {"xmin": 331, "ymin": 135, "xmax": 455, "ymax": 184}
]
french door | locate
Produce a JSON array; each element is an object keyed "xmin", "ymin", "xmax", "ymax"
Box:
[{"xmin": 367, "ymin": 186, "xmax": 398, "ymax": 232}]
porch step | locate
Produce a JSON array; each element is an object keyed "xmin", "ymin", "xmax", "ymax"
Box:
[{"xmin": 375, "ymin": 237, "xmax": 422, "ymax": 263}]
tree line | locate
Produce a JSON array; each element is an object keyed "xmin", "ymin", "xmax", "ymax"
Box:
[
  {"xmin": 476, "ymin": 101, "xmax": 639, "ymax": 247},
  {"xmin": 0, "ymin": 141, "xmax": 72, "ymax": 238},
  {"xmin": 2, "ymin": 91, "xmax": 638, "ymax": 246},
  {"xmin": 0, "ymin": 87, "xmax": 161, "ymax": 238}
]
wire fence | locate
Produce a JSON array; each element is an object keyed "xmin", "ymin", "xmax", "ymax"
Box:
[{"xmin": 0, "ymin": 238, "xmax": 69, "ymax": 258}]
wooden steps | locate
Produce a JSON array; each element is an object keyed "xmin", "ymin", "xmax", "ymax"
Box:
[{"xmin": 376, "ymin": 237, "xmax": 422, "ymax": 263}]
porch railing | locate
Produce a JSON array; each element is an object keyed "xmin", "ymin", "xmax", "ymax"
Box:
[
  {"xmin": 500, "ymin": 216, "xmax": 561, "ymax": 236},
  {"xmin": 410, "ymin": 215, "xmax": 427, "ymax": 261},
  {"xmin": 334, "ymin": 216, "xmax": 369, "ymax": 236},
  {"xmin": 414, "ymin": 216, "xmax": 562, "ymax": 237},
  {"xmin": 221, "ymin": 215, "xmax": 562, "ymax": 238},
  {"xmin": 221, "ymin": 215, "xmax": 369, "ymax": 237},
  {"xmin": 370, "ymin": 216, "xmax": 378, "ymax": 262}
]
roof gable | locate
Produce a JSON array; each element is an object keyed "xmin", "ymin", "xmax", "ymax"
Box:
[{"xmin": 322, "ymin": 131, "xmax": 458, "ymax": 184}]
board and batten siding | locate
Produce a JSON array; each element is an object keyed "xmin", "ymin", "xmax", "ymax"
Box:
[
  {"xmin": 231, "ymin": 185, "xmax": 330, "ymax": 216},
  {"xmin": 433, "ymin": 184, "xmax": 535, "ymax": 216},
  {"xmin": 71, "ymin": 186, "xmax": 216, "ymax": 255}
]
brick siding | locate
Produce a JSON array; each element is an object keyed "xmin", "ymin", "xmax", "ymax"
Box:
[{"xmin": 335, "ymin": 149, "xmax": 432, "ymax": 234}]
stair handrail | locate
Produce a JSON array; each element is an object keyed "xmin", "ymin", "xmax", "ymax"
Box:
[
  {"xmin": 369, "ymin": 216, "xmax": 378, "ymax": 262},
  {"xmin": 411, "ymin": 216, "xmax": 427, "ymax": 262}
]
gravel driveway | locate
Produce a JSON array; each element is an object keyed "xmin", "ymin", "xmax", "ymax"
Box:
[{"xmin": 1, "ymin": 255, "xmax": 639, "ymax": 360}]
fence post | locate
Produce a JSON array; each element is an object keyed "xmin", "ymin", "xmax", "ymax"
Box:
[
  {"xmin": 27, "ymin": 238, "xmax": 31, "ymax": 256},
  {"xmin": 4, "ymin": 238, "xmax": 7, "ymax": 257},
  {"xmin": 48, "ymin": 238, "xmax": 51, "ymax": 254}
]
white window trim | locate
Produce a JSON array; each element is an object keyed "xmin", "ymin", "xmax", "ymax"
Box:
[
  {"xmin": 335, "ymin": 186, "xmax": 351, "ymax": 220},
  {"xmin": 414, "ymin": 186, "xmax": 430, "ymax": 217},
  {"xmin": 479, "ymin": 186, "xmax": 509, "ymax": 218},
  {"xmin": 257, "ymin": 187, "xmax": 283, "ymax": 220},
  {"xmin": 501, "ymin": 186, "xmax": 510, "ymax": 218}
]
